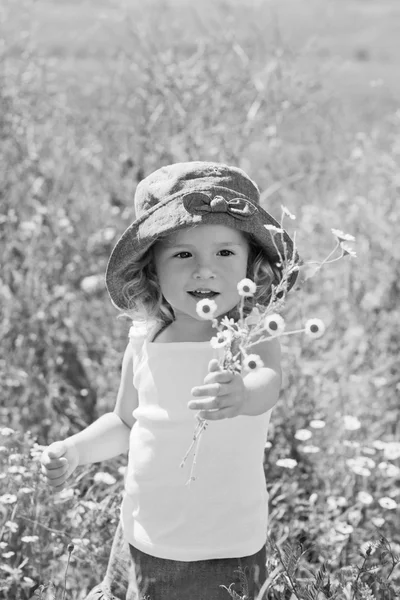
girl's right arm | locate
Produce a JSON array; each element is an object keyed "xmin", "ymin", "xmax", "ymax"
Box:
[{"xmin": 41, "ymin": 342, "xmax": 138, "ymax": 491}]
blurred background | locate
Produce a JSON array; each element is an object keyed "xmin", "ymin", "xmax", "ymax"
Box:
[{"xmin": 1, "ymin": 0, "xmax": 399, "ymax": 598}]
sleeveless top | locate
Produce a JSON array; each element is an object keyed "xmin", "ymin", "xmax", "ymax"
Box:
[{"xmin": 120, "ymin": 322, "xmax": 272, "ymax": 561}]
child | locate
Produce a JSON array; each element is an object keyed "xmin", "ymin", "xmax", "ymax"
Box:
[{"xmin": 41, "ymin": 162, "xmax": 298, "ymax": 600}]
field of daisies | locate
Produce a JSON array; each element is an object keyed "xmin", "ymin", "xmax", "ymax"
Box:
[{"xmin": 1, "ymin": 0, "xmax": 400, "ymax": 598}]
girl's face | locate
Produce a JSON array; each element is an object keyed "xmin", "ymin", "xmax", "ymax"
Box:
[{"xmin": 153, "ymin": 224, "xmax": 249, "ymax": 327}]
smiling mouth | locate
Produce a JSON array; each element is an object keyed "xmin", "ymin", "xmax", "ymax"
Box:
[{"xmin": 188, "ymin": 290, "xmax": 219, "ymax": 299}]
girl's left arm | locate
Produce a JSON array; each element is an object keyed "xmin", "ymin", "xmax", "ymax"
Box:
[{"xmin": 241, "ymin": 337, "xmax": 282, "ymax": 416}]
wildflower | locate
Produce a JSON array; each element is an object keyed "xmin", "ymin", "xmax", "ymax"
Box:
[
  {"xmin": 94, "ymin": 472, "xmax": 116, "ymax": 485},
  {"xmin": 80, "ymin": 274, "xmax": 104, "ymax": 295},
  {"xmin": 196, "ymin": 298, "xmax": 218, "ymax": 320},
  {"xmin": 2, "ymin": 551, "xmax": 15, "ymax": 559},
  {"xmin": 237, "ymin": 278, "xmax": 256, "ymax": 297},
  {"xmin": 347, "ymin": 460, "xmax": 371, "ymax": 477},
  {"xmin": 118, "ymin": 466, "xmax": 126, "ymax": 476},
  {"xmin": 8, "ymin": 465, "xmax": 26, "ymax": 475},
  {"xmin": 264, "ymin": 224, "xmax": 284, "ymax": 235},
  {"xmin": 331, "ymin": 229, "xmax": 355, "ymax": 243},
  {"xmin": 21, "ymin": 535, "xmax": 39, "ymax": 543},
  {"xmin": 210, "ymin": 331, "xmax": 233, "ymax": 349},
  {"xmin": 383, "ymin": 442, "xmax": 400, "ymax": 461},
  {"xmin": 383, "ymin": 464, "xmax": 400, "ymax": 477},
  {"xmin": 281, "ymin": 205, "xmax": 296, "ymax": 220},
  {"xmin": 264, "ymin": 313, "xmax": 285, "ymax": 336},
  {"xmin": 360, "ymin": 541, "xmax": 378, "ymax": 557},
  {"xmin": 372, "ymin": 440, "xmax": 387, "ymax": 451},
  {"xmin": 294, "ymin": 429, "xmax": 312, "ymax": 441},
  {"xmin": 0, "ymin": 494, "xmax": 17, "ymax": 504},
  {"xmin": 361, "ymin": 446, "xmax": 376, "ymax": 455},
  {"xmin": 0, "ymin": 428, "xmax": 15, "ymax": 437},
  {"xmin": 19, "ymin": 487, "xmax": 34, "ymax": 495},
  {"xmin": 335, "ymin": 522, "xmax": 354, "ymax": 535},
  {"xmin": 343, "ymin": 440, "xmax": 360, "ymax": 448},
  {"xmin": 378, "ymin": 497, "xmax": 397, "ymax": 510},
  {"xmin": 5, "ymin": 521, "xmax": 18, "ymax": 533},
  {"xmin": 276, "ymin": 458, "xmax": 297, "ymax": 469},
  {"xmin": 309, "ymin": 419, "xmax": 326, "ymax": 429},
  {"xmin": 371, "ymin": 517, "xmax": 385, "ymax": 527},
  {"xmin": 341, "ymin": 243, "xmax": 357, "ymax": 258},
  {"xmin": 309, "ymin": 493, "xmax": 318, "ymax": 505},
  {"xmin": 0, "ymin": 446, "xmax": 7, "ymax": 453},
  {"xmin": 304, "ymin": 319, "xmax": 325, "ymax": 339},
  {"xmin": 243, "ymin": 354, "xmax": 264, "ymax": 371},
  {"xmin": 357, "ymin": 491, "xmax": 373, "ymax": 505},
  {"xmin": 301, "ymin": 445, "xmax": 320, "ymax": 453},
  {"xmin": 343, "ymin": 416, "xmax": 361, "ymax": 431},
  {"xmin": 264, "ymin": 441, "xmax": 272, "ymax": 450}
]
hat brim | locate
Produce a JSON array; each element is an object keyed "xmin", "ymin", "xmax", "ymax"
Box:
[{"xmin": 106, "ymin": 196, "xmax": 299, "ymax": 309}]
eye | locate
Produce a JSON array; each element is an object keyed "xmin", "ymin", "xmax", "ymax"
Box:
[
  {"xmin": 218, "ymin": 249, "xmax": 234, "ymax": 257},
  {"xmin": 174, "ymin": 251, "xmax": 192, "ymax": 259}
]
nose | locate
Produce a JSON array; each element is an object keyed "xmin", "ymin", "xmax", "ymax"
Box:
[{"xmin": 193, "ymin": 260, "xmax": 216, "ymax": 280}]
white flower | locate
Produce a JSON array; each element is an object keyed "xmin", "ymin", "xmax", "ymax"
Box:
[
  {"xmin": 210, "ymin": 330, "xmax": 233, "ymax": 349},
  {"xmin": 237, "ymin": 278, "xmax": 256, "ymax": 297},
  {"xmin": 378, "ymin": 497, "xmax": 397, "ymax": 510},
  {"xmin": 341, "ymin": 242, "xmax": 357, "ymax": 258},
  {"xmin": 19, "ymin": 487, "xmax": 34, "ymax": 495},
  {"xmin": 360, "ymin": 541, "xmax": 377, "ymax": 557},
  {"xmin": 383, "ymin": 442, "xmax": 400, "ymax": 461},
  {"xmin": 300, "ymin": 445, "xmax": 320, "ymax": 454},
  {"xmin": 335, "ymin": 522, "xmax": 354, "ymax": 535},
  {"xmin": 281, "ymin": 205, "xmax": 296, "ymax": 220},
  {"xmin": 372, "ymin": 440, "xmax": 387, "ymax": 451},
  {"xmin": 5, "ymin": 521, "xmax": 18, "ymax": 533},
  {"xmin": 276, "ymin": 458, "xmax": 297, "ymax": 469},
  {"xmin": 21, "ymin": 535, "xmax": 39, "ymax": 543},
  {"xmin": 294, "ymin": 429, "xmax": 312, "ymax": 441},
  {"xmin": 2, "ymin": 551, "xmax": 15, "ymax": 559},
  {"xmin": 304, "ymin": 319, "xmax": 325, "ymax": 339},
  {"xmin": 93, "ymin": 472, "xmax": 116, "ymax": 485},
  {"xmin": 0, "ymin": 494, "xmax": 17, "ymax": 504},
  {"xmin": 264, "ymin": 313, "xmax": 285, "ymax": 336},
  {"xmin": 80, "ymin": 274, "xmax": 104, "ymax": 295},
  {"xmin": 357, "ymin": 491, "xmax": 373, "ymax": 505},
  {"xmin": 371, "ymin": 517, "xmax": 385, "ymax": 527},
  {"xmin": 309, "ymin": 419, "xmax": 326, "ymax": 429},
  {"xmin": 343, "ymin": 415, "xmax": 361, "ymax": 431},
  {"xmin": 8, "ymin": 465, "xmax": 26, "ymax": 474},
  {"xmin": 265, "ymin": 224, "xmax": 284, "ymax": 235},
  {"xmin": 331, "ymin": 229, "xmax": 355, "ymax": 243},
  {"xmin": 196, "ymin": 298, "xmax": 218, "ymax": 320},
  {"xmin": 243, "ymin": 354, "xmax": 264, "ymax": 371},
  {"xmin": 0, "ymin": 428, "xmax": 15, "ymax": 437},
  {"xmin": 347, "ymin": 460, "xmax": 371, "ymax": 477}
]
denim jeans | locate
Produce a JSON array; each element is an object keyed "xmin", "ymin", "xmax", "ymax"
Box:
[{"xmin": 84, "ymin": 521, "xmax": 267, "ymax": 600}]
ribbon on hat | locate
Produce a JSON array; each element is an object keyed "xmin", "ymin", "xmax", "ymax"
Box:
[{"xmin": 182, "ymin": 192, "xmax": 256, "ymax": 220}]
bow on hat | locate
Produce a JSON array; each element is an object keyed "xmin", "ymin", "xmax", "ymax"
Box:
[{"xmin": 182, "ymin": 192, "xmax": 257, "ymax": 221}]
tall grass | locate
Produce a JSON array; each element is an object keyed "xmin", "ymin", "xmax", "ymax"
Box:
[{"xmin": 1, "ymin": 1, "xmax": 399, "ymax": 598}]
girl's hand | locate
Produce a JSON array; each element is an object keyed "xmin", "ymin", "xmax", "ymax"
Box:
[
  {"xmin": 40, "ymin": 440, "xmax": 80, "ymax": 493},
  {"xmin": 189, "ymin": 359, "xmax": 246, "ymax": 420}
]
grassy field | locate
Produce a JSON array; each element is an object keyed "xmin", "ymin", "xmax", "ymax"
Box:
[{"xmin": 1, "ymin": 0, "xmax": 400, "ymax": 598}]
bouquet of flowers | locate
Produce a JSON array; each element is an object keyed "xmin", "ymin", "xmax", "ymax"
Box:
[{"xmin": 180, "ymin": 206, "xmax": 356, "ymax": 484}]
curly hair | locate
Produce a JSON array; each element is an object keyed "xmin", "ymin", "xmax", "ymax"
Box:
[{"xmin": 116, "ymin": 232, "xmax": 281, "ymax": 326}]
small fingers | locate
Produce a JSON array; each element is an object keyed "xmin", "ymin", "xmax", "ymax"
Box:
[
  {"xmin": 203, "ymin": 370, "xmax": 233, "ymax": 385},
  {"xmin": 198, "ymin": 407, "xmax": 237, "ymax": 420},
  {"xmin": 191, "ymin": 383, "xmax": 223, "ymax": 398}
]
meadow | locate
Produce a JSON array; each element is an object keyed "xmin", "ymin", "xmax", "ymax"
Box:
[{"xmin": 0, "ymin": 0, "xmax": 399, "ymax": 598}]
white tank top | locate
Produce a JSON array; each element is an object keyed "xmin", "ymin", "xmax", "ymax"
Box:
[{"xmin": 120, "ymin": 322, "xmax": 272, "ymax": 561}]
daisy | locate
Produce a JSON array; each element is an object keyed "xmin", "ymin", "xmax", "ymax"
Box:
[
  {"xmin": 237, "ymin": 278, "xmax": 256, "ymax": 297},
  {"xmin": 343, "ymin": 415, "xmax": 361, "ymax": 431},
  {"xmin": 294, "ymin": 429, "xmax": 312, "ymax": 441},
  {"xmin": 378, "ymin": 497, "xmax": 397, "ymax": 510},
  {"xmin": 21, "ymin": 535, "xmax": 39, "ymax": 543},
  {"xmin": 210, "ymin": 330, "xmax": 232, "ymax": 349},
  {"xmin": 331, "ymin": 229, "xmax": 355, "ymax": 243},
  {"xmin": 357, "ymin": 491, "xmax": 373, "ymax": 505},
  {"xmin": 304, "ymin": 319, "xmax": 325, "ymax": 339},
  {"xmin": 341, "ymin": 242, "xmax": 357, "ymax": 258},
  {"xmin": 309, "ymin": 419, "xmax": 326, "ymax": 429},
  {"xmin": 264, "ymin": 313, "xmax": 285, "ymax": 336},
  {"xmin": 94, "ymin": 472, "xmax": 116, "ymax": 485},
  {"xmin": 276, "ymin": 458, "xmax": 297, "ymax": 469},
  {"xmin": 243, "ymin": 354, "xmax": 264, "ymax": 371},
  {"xmin": 335, "ymin": 522, "xmax": 354, "ymax": 535},
  {"xmin": 196, "ymin": 298, "xmax": 218, "ymax": 320}
]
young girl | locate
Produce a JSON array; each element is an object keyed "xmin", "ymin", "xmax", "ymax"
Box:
[{"xmin": 41, "ymin": 162, "xmax": 298, "ymax": 600}]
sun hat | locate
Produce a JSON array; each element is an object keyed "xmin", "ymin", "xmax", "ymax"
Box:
[{"xmin": 106, "ymin": 161, "xmax": 299, "ymax": 309}]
